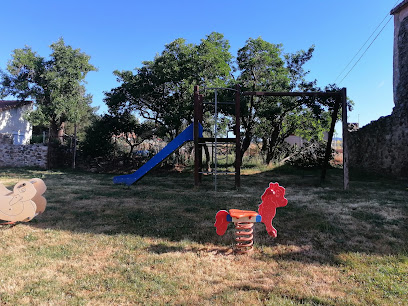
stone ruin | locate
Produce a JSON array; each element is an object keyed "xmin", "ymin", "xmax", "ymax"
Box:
[{"xmin": 349, "ymin": 1, "xmax": 408, "ymax": 177}]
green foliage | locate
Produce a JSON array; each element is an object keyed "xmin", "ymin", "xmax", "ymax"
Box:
[
  {"xmin": 103, "ymin": 34, "xmax": 347, "ymax": 168},
  {"xmin": 81, "ymin": 113, "xmax": 155, "ymax": 159},
  {"xmin": 105, "ymin": 32, "xmax": 232, "ymax": 140},
  {"xmin": 0, "ymin": 38, "xmax": 97, "ymax": 140},
  {"xmin": 287, "ymin": 141, "xmax": 332, "ymax": 169},
  {"xmin": 29, "ymin": 134, "xmax": 45, "ymax": 144},
  {"xmin": 81, "ymin": 115, "xmax": 116, "ymax": 159},
  {"xmin": 237, "ymin": 38, "xmax": 289, "ymax": 91},
  {"xmin": 235, "ymin": 37, "xmax": 338, "ymax": 164},
  {"xmin": 109, "ymin": 112, "xmax": 156, "ymax": 158}
]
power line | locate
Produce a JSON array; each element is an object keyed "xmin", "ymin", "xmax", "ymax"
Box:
[
  {"xmin": 338, "ymin": 16, "xmax": 393, "ymax": 85},
  {"xmin": 334, "ymin": 15, "xmax": 391, "ymax": 83},
  {"xmin": 334, "ymin": 1, "xmax": 400, "ymax": 84}
]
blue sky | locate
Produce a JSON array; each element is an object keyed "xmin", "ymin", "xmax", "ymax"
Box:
[{"xmin": 0, "ymin": 0, "xmax": 399, "ymax": 131}]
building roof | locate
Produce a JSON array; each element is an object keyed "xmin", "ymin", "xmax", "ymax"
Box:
[
  {"xmin": 391, "ymin": 0, "xmax": 408, "ymax": 15},
  {"xmin": 0, "ymin": 100, "xmax": 33, "ymax": 112}
]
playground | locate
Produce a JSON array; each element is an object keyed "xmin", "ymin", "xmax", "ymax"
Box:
[{"xmin": 0, "ymin": 166, "xmax": 406, "ymax": 304}]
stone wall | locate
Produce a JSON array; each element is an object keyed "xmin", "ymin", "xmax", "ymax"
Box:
[
  {"xmin": 348, "ymin": 7, "xmax": 408, "ymax": 178},
  {"xmin": 394, "ymin": 14, "xmax": 408, "ymax": 113},
  {"xmin": 349, "ymin": 113, "xmax": 408, "ymax": 177},
  {"xmin": 0, "ymin": 134, "xmax": 48, "ymax": 168}
]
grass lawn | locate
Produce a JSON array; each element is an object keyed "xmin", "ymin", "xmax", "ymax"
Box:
[{"xmin": 0, "ymin": 166, "xmax": 407, "ymax": 305}]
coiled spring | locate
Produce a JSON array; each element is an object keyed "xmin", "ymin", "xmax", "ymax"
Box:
[{"xmin": 234, "ymin": 222, "xmax": 254, "ymax": 254}]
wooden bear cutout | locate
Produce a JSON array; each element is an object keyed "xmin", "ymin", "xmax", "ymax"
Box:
[{"xmin": 0, "ymin": 178, "xmax": 47, "ymax": 223}]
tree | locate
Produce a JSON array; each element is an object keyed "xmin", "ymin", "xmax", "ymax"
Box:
[
  {"xmin": 108, "ymin": 112, "xmax": 155, "ymax": 160},
  {"xmin": 105, "ymin": 34, "xmax": 340, "ymax": 167},
  {"xmin": 105, "ymin": 32, "xmax": 233, "ymax": 141},
  {"xmin": 0, "ymin": 38, "xmax": 97, "ymax": 142},
  {"xmin": 81, "ymin": 115, "xmax": 116, "ymax": 159},
  {"xmin": 236, "ymin": 38, "xmax": 289, "ymax": 163},
  {"xmin": 236, "ymin": 37, "xmax": 333, "ymax": 164},
  {"xmin": 81, "ymin": 112, "xmax": 155, "ymax": 162}
]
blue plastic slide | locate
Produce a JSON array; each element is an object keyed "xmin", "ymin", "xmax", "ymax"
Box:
[{"xmin": 113, "ymin": 123, "xmax": 202, "ymax": 185}]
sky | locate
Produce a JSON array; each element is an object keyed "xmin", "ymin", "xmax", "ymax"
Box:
[{"xmin": 0, "ymin": 0, "xmax": 400, "ymax": 132}]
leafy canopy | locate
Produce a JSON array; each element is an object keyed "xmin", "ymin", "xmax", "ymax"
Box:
[
  {"xmin": 105, "ymin": 32, "xmax": 232, "ymax": 139},
  {"xmin": 0, "ymin": 38, "xmax": 97, "ymax": 138},
  {"xmin": 103, "ymin": 34, "xmax": 344, "ymax": 166},
  {"xmin": 82, "ymin": 112, "xmax": 155, "ymax": 159}
]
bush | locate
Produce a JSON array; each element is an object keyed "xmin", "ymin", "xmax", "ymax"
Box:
[
  {"xmin": 30, "ymin": 134, "xmax": 45, "ymax": 144},
  {"xmin": 287, "ymin": 141, "xmax": 332, "ymax": 169},
  {"xmin": 81, "ymin": 116, "xmax": 115, "ymax": 159}
]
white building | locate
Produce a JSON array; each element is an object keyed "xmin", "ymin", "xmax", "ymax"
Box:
[
  {"xmin": 0, "ymin": 100, "xmax": 33, "ymax": 145},
  {"xmin": 284, "ymin": 132, "xmax": 329, "ymax": 147}
]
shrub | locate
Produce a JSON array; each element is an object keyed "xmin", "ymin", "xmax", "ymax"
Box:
[
  {"xmin": 287, "ymin": 141, "xmax": 333, "ymax": 169},
  {"xmin": 81, "ymin": 116, "xmax": 115, "ymax": 159}
]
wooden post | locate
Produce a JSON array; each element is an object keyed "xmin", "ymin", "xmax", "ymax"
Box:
[
  {"xmin": 321, "ymin": 94, "xmax": 341, "ymax": 182},
  {"xmin": 235, "ymin": 85, "xmax": 241, "ymax": 188},
  {"xmin": 342, "ymin": 87, "xmax": 349, "ymax": 190}
]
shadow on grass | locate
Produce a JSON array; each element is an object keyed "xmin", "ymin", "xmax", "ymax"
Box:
[
  {"xmin": 3, "ymin": 166, "xmax": 407, "ymax": 266},
  {"xmin": 147, "ymin": 243, "xmax": 184, "ymax": 254}
]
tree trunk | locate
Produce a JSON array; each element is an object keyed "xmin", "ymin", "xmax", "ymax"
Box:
[
  {"xmin": 47, "ymin": 119, "xmax": 66, "ymax": 169},
  {"xmin": 239, "ymin": 114, "xmax": 253, "ymax": 165},
  {"xmin": 239, "ymin": 94, "xmax": 255, "ymax": 165},
  {"xmin": 49, "ymin": 119, "xmax": 65, "ymax": 144},
  {"xmin": 265, "ymin": 124, "xmax": 281, "ymax": 165},
  {"xmin": 57, "ymin": 121, "xmax": 65, "ymax": 144},
  {"xmin": 203, "ymin": 144, "xmax": 210, "ymax": 171},
  {"xmin": 240, "ymin": 130, "xmax": 252, "ymax": 165}
]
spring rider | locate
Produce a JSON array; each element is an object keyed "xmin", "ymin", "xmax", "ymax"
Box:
[
  {"xmin": 0, "ymin": 178, "xmax": 47, "ymax": 225},
  {"xmin": 215, "ymin": 182, "xmax": 287, "ymax": 254}
]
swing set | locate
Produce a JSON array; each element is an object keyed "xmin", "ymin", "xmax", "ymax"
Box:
[{"xmin": 193, "ymin": 85, "xmax": 349, "ymax": 190}]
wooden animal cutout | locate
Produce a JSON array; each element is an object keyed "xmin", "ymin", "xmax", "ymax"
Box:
[
  {"xmin": 0, "ymin": 183, "xmax": 12, "ymax": 196},
  {"xmin": 0, "ymin": 178, "xmax": 47, "ymax": 223},
  {"xmin": 30, "ymin": 178, "xmax": 47, "ymax": 214}
]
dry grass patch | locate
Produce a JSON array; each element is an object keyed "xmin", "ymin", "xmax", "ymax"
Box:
[{"xmin": 0, "ymin": 167, "xmax": 406, "ymax": 304}]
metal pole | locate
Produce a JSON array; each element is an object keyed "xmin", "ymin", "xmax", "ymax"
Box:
[
  {"xmin": 235, "ymin": 85, "xmax": 241, "ymax": 188},
  {"xmin": 194, "ymin": 85, "xmax": 200, "ymax": 186},
  {"xmin": 214, "ymin": 89, "xmax": 218, "ymax": 192}
]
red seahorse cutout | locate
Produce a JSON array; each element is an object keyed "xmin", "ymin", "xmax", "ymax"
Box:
[
  {"xmin": 214, "ymin": 210, "xmax": 229, "ymax": 236},
  {"xmin": 258, "ymin": 182, "xmax": 288, "ymax": 237}
]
